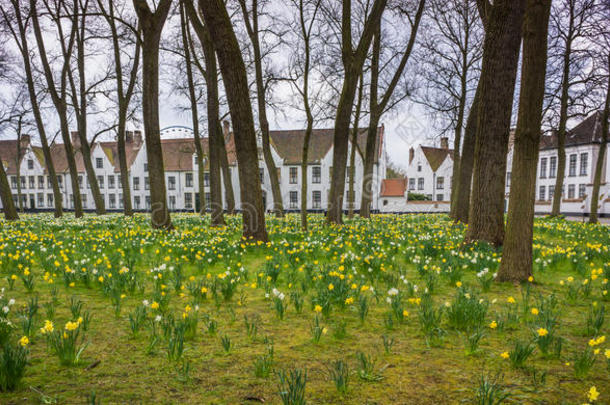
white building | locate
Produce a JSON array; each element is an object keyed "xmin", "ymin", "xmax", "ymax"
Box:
[
  {"xmin": 405, "ymin": 137, "xmax": 454, "ymax": 202},
  {"xmin": 0, "ymin": 123, "xmax": 388, "ymax": 214}
]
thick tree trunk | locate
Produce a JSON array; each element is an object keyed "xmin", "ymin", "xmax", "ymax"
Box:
[
  {"xmin": 349, "ymin": 74, "xmax": 364, "ymax": 218},
  {"xmin": 218, "ymin": 126, "xmax": 235, "ymax": 214},
  {"xmin": 454, "ymin": 83, "xmax": 481, "ymax": 223},
  {"xmin": 464, "ymin": 0, "xmax": 526, "ymax": 246},
  {"xmin": 497, "ymin": 0, "xmax": 551, "ymax": 282},
  {"xmin": 133, "ymin": 0, "xmax": 173, "ymax": 229},
  {"xmin": 199, "ymin": 0, "xmax": 267, "ymax": 241},
  {"xmin": 58, "ymin": 115, "xmax": 83, "ymax": 217},
  {"xmin": 116, "ymin": 120, "xmax": 133, "ymax": 215},
  {"xmin": 0, "ymin": 158, "xmax": 18, "ymax": 220},
  {"xmin": 589, "ymin": 53, "xmax": 610, "ymax": 224},
  {"xmin": 449, "ymin": 64, "xmax": 468, "ymax": 219},
  {"xmin": 360, "ymin": 116, "xmax": 379, "ymax": 219}
]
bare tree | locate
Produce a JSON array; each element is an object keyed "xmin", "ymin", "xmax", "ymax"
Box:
[
  {"xmin": 360, "ymin": 0, "xmax": 426, "ymax": 218},
  {"xmin": 1, "ymin": 0, "xmax": 63, "ymax": 217},
  {"xmin": 326, "ymin": 0, "xmax": 387, "ymax": 224},
  {"xmin": 498, "ymin": 0, "xmax": 551, "ymax": 282},
  {"xmin": 417, "ymin": 0, "xmax": 483, "ymax": 219},
  {"xmin": 133, "ymin": 0, "xmax": 173, "ymax": 229},
  {"xmin": 0, "ymin": 95, "xmax": 20, "ymax": 220},
  {"xmin": 237, "ymin": 0, "xmax": 284, "ymax": 217},
  {"xmin": 96, "ymin": 0, "xmax": 141, "ymax": 216},
  {"xmin": 199, "ymin": 0, "xmax": 268, "ymax": 241},
  {"xmin": 464, "ymin": 0, "xmax": 526, "ymax": 246}
]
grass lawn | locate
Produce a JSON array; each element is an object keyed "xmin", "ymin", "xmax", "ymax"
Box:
[{"xmin": 0, "ymin": 213, "xmax": 608, "ymax": 404}]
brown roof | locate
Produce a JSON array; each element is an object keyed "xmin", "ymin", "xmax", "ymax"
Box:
[
  {"xmin": 421, "ymin": 146, "xmax": 454, "ymax": 172},
  {"xmin": 540, "ymin": 112, "xmax": 606, "ymax": 149},
  {"xmin": 158, "ymin": 138, "xmax": 209, "ymax": 171},
  {"xmin": 269, "ymin": 127, "xmax": 384, "ymax": 165},
  {"xmin": 0, "ymin": 138, "xmax": 28, "ymax": 175},
  {"xmin": 380, "ymin": 178, "xmax": 407, "ymax": 197}
]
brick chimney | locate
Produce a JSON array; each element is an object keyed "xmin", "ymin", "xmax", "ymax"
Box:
[
  {"xmin": 71, "ymin": 131, "xmax": 81, "ymax": 148},
  {"xmin": 125, "ymin": 130, "xmax": 134, "ymax": 143},
  {"xmin": 20, "ymin": 134, "xmax": 31, "ymax": 148},
  {"xmin": 133, "ymin": 130, "xmax": 143, "ymax": 146},
  {"xmin": 409, "ymin": 147, "xmax": 414, "ymax": 164},
  {"xmin": 440, "ymin": 137, "xmax": 449, "ymax": 149}
]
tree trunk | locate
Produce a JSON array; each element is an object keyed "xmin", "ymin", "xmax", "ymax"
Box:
[
  {"xmin": 300, "ymin": 118, "xmax": 313, "ymax": 230},
  {"xmin": 218, "ymin": 125, "xmax": 235, "ymax": 214},
  {"xmin": 449, "ymin": 53, "xmax": 468, "ymax": 219},
  {"xmin": 497, "ymin": 0, "xmax": 551, "ymax": 282},
  {"xmin": 133, "ymin": 0, "xmax": 173, "ymax": 229},
  {"xmin": 349, "ymin": 74, "xmax": 364, "ymax": 218},
  {"xmin": 0, "ymin": 156, "xmax": 18, "ymax": 220},
  {"xmin": 464, "ymin": 0, "xmax": 526, "ymax": 246},
  {"xmin": 454, "ymin": 82, "xmax": 481, "ymax": 223},
  {"xmin": 589, "ymin": 53, "xmax": 610, "ymax": 224},
  {"xmin": 59, "ymin": 115, "xmax": 84, "ymax": 217},
  {"xmin": 116, "ymin": 120, "xmax": 133, "ymax": 215},
  {"xmin": 199, "ymin": 0, "xmax": 267, "ymax": 241},
  {"xmin": 16, "ymin": 131, "xmax": 23, "ymax": 212}
]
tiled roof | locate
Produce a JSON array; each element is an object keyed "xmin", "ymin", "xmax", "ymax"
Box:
[
  {"xmin": 0, "ymin": 139, "xmax": 27, "ymax": 175},
  {"xmin": 98, "ymin": 139, "xmax": 143, "ymax": 173},
  {"xmin": 540, "ymin": 112, "xmax": 605, "ymax": 149},
  {"xmin": 380, "ymin": 178, "xmax": 407, "ymax": 197},
  {"xmin": 158, "ymin": 138, "xmax": 209, "ymax": 171},
  {"xmin": 421, "ymin": 146, "xmax": 454, "ymax": 172}
]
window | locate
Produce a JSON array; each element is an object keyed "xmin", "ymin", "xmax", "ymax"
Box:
[
  {"xmin": 204, "ymin": 172, "xmax": 209, "ymax": 187},
  {"xmin": 145, "ymin": 196, "xmax": 151, "ymax": 210},
  {"xmin": 169, "ymin": 195, "xmax": 176, "ymax": 210},
  {"xmin": 78, "ymin": 175, "xmax": 83, "ymax": 189},
  {"xmin": 185, "ymin": 193, "xmax": 193, "ymax": 209},
  {"xmin": 38, "ymin": 176, "xmax": 44, "ymax": 189},
  {"xmin": 260, "ymin": 168, "xmax": 264, "ymax": 184},
  {"xmin": 87, "ymin": 177, "xmax": 90, "ymax": 188},
  {"xmin": 70, "ymin": 194, "xmax": 74, "ymax": 208},
  {"xmin": 549, "ymin": 185, "xmax": 555, "ymax": 201},
  {"xmin": 579, "ymin": 153, "xmax": 588, "ymax": 176},
  {"xmin": 37, "ymin": 193, "xmax": 44, "ymax": 207},
  {"xmin": 383, "ymin": 199, "xmax": 388, "ymax": 206},
  {"xmin": 186, "ymin": 173, "xmax": 193, "ymax": 187},
  {"xmin": 568, "ymin": 184, "xmax": 575, "ymax": 199},
  {"xmin": 81, "ymin": 194, "xmax": 87, "ymax": 209},
  {"xmin": 578, "ymin": 184, "xmax": 586, "ymax": 199},
  {"xmin": 118, "ymin": 175, "xmax": 122, "ymax": 189},
  {"xmin": 109, "ymin": 194, "xmax": 116, "ymax": 209},
  {"xmin": 108, "ymin": 175, "xmax": 115, "ymax": 189},
  {"xmin": 97, "ymin": 175, "xmax": 104, "ymax": 189},
  {"xmin": 417, "ymin": 163, "xmax": 422, "ymax": 172},
  {"xmin": 312, "ymin": 190, "xmax": 321, "ymax": 209},
  {"xmin": 408, "ymin": 178, "xmax": 415, "ymax": 190},
  {"xmin": 417, "ymin": 178, "xmax": 424, "ymax": 190},
  {"xmin": 540, "ymin": 158, "xmax": 547, "ymax": 178},
  {"xmin": 436, "ymin": 177, "xmax": 444, "ymax": 190},
  {"xmin": 506, "ymin": 172, "xmax": 511, "ymax": 186},
  {"xmin": 27, "ymin": 159, "xmax": 33, "ymax": 170},
  {"xmin": 289, "ymin": 191, "xmax": 298, "ymax": 209},
  {"xmin": 539, "ymin": 186, "xmax": 545, "ymax": 201},
  {"xmin": 436, "ymin": 194, "xmax": 443, "ymax": 201},
  {"xmin": 20, "ymin": 176, "xmax": 25, "ymax": 189},
  {"xmin": 145, "ymin": 177, "xmax": 149, "ymax": 190},
  {"xmin": 549, "ymin": 156, "xmax": 557, "ymax": 178},
  {"xmin": 96, "ymin": 158, "xmax": 103, "ymax": 169},
  {"xmin": 58, "ymin": 176, "xmax": 63, "ymax": 189},
  {"xmin": 119, "ymin": 194, "xmax": 123, "ymax": 208},
  {"xmin": 568, "ymin": 154, "xmax": 577, "ymax": 176},
  {"xmin": 29, "ymin": 176, "xmax": 35, "ymax": 189},
  {"xmin": 144, "ymin": 163, "xmax": 148, "ymax": 172},
  {"xmin": 47, "ymin": 176, "xmax": 52, "ymax": 188},
  {"xmin": 133, "ymin": 177, "xmax": 140, "ymax": 190},
  {"xmin": 10, "ymin": 176, "xmax": 16, "ymax": 189},
  {"xmin": 168, "ymin": 176, "xmax": 176, "ymax": 190},
  {"xmin": 47, "ymin": 193, "xmax": 53, "ymax": 207},
  {"xmin": 205, "ymin": 193, "xmax": 211, "ymax": 207},
  {"xmin": 289, "ymin": 167, "xmax": 298, "ymax": 184},
  {"xmin": 312, "ymin": 167, "xmax": 321, "ymax": 184},
  {"xmin": 134, "ymin": 196, "xmax": 141, "ymax": 209}
]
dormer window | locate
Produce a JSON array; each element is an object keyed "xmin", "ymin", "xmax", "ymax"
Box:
[
  {"xmin": 417, "ymin": 163, "xmax": 422, "ymax": 172},
  {"xmin": 27, "ymin": 159, "xmax": 34, "ymax": 170}
]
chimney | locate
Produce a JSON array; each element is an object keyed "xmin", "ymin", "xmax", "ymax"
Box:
[
  {"xmin": 134, "ymin": 130, "xmax": 143, "ymax": 146},
  {"xmin": 440, "ymin": 137, "xmax": 449, "ymax": 149},
  {"xmin": 409, "ymin": 147, "xmax": 414, "ymax": 164},
  {"xmin": 20, "ymin": 134, "xmax": 31, "ymax": 148},
  {"xmin": 222, "ymin": 120, "xmax": 230, "ymax": 137},
  {"xmin": 125, "ymin": 130, "xmax": 134, "ymax": 143},
  {"xmin": 71, "ymin": 131, "xmax": 81, "ymax": 148}
]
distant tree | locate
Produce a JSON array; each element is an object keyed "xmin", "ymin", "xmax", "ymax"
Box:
[
  {"xmin": 465, "ymin": 0, "xmax": 526, "ymax": 246},
  {"xmin": 498, "ymin": 0, "xmax": 551, "ymax": 282},
  {"xmin": 132, "ymin": 0, "xmax": 173, "ymax": 229},
  {"xmin": 199, "ymin": 0, "xmax": 268, "ymax": 241},
  {"xmin": 0, "ymin": 95, "xmax": 20, "ymax": 220}
]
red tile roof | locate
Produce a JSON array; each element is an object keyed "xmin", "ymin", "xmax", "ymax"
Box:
[{"xmin": 380, "ymin": 178, "xmax": 407, "ymax": 197}]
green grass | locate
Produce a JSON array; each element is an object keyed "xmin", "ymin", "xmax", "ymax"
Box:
[{"xmin": 0, "ymin": 213, "xmax": 608, "ymax": 404}]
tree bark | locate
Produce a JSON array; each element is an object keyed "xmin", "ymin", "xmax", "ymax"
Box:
[
  {"xmin": 199, "ymin": 0, "xmax": 268, "ymax": 241},
  {"xmin": 327, "ymin": 0, "xmax": 388, "ymax": 224},
  {"xmin": 3, "ymin": 0, "xmax": 62, "ymax": 217},
  {"xmin": 0, "ymin": 151, "xmax": 18, "ymax": 220},
  {"xmin": 348, "ymin": 74, "xmax": 364, "ymax": 219},
  {"xmin": 133, "ymin": 0, "xmax": 173, "ymax": 229},
  {"xmin": 464, "ymin": 0, "xmax": 526, "ymax": 246},
  {"xmin": 454, "ymin": 82, "xmax": 481, "ymax": 223},
  {"xmin": 218, "ymin": 125, "xmax": 235, "ymax": 214},
  {"xmin": 238, "ymin": 0, "xmax": 284, "ymax": 217},
  {"xmin": 589, "ymin": 52, "xmax": 610, "ymax": 224},
  {"xmin": 16, "ymin": 126, "xmax": 23, "ymax": 212},
  {"xmin": 30, "ymin": 0, "xmax": 83, "ymax": 218},
  {"xmin": 497, "ymin": 0, "xmax": 551, "ymax": 282}
]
